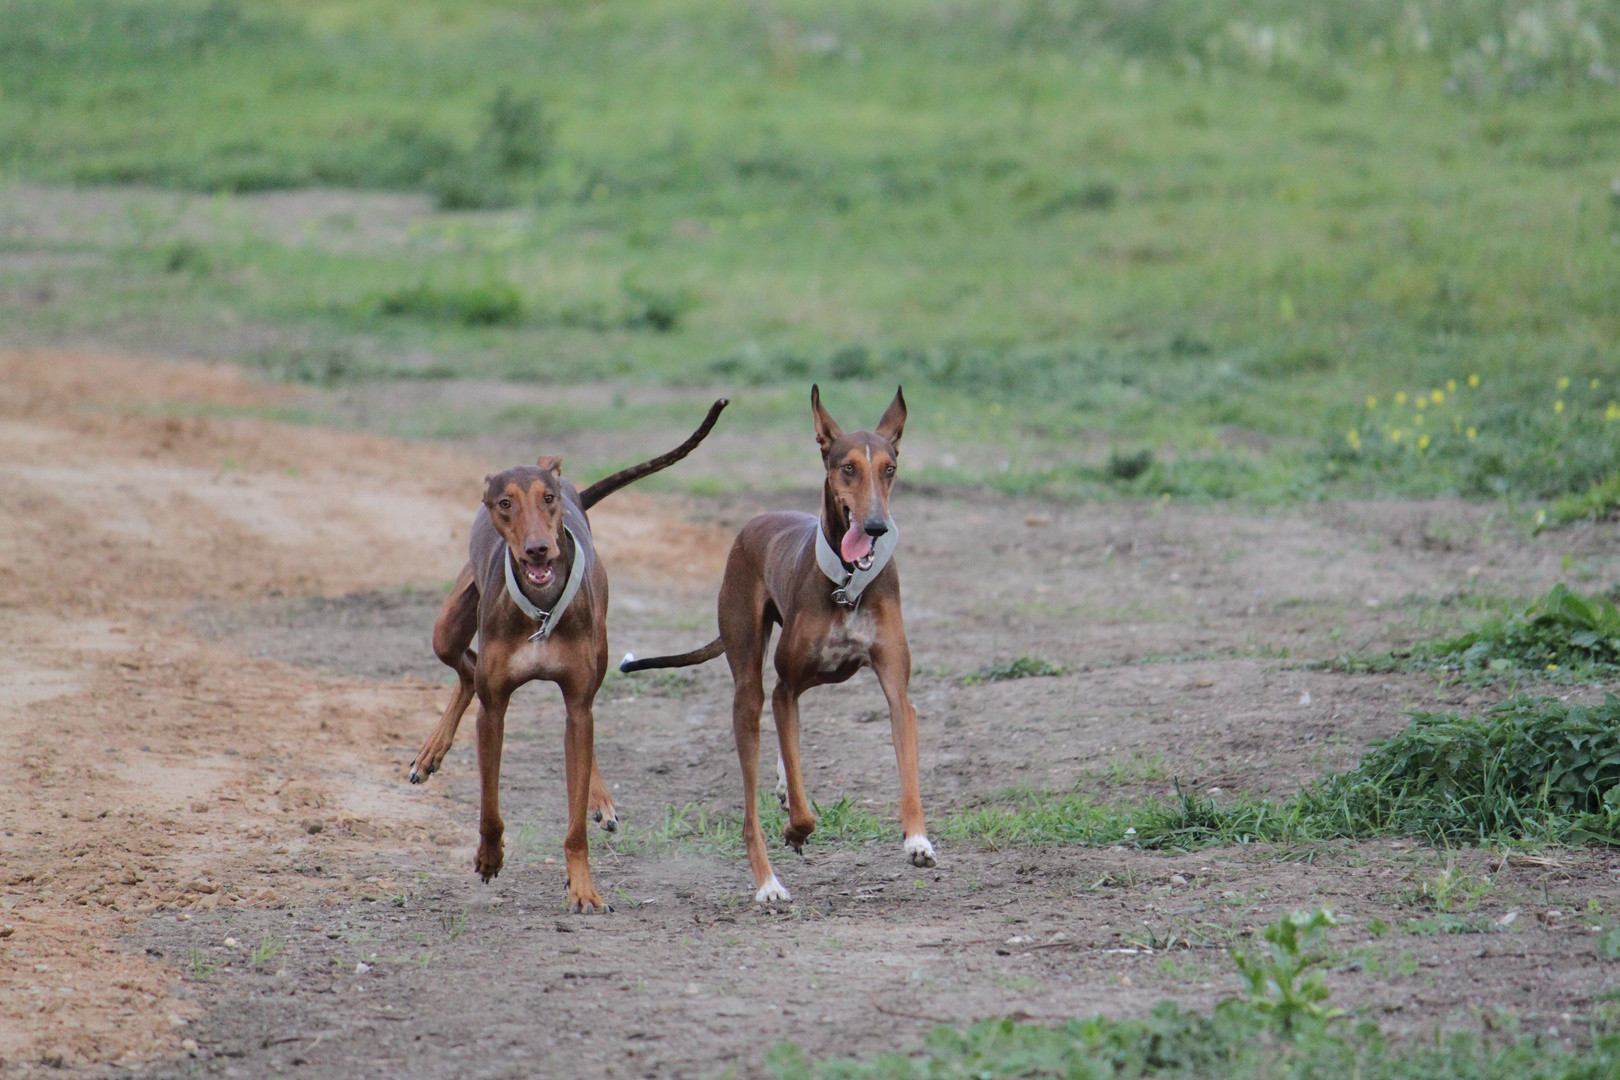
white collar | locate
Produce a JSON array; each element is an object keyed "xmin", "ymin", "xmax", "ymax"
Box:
[
  {"xmin": 503, "ymin": 526, "xmax": 587, "ymax": 641},
  {"xmin": 814, "ymin": 520, "xmax": 898, "ymax": 608}
]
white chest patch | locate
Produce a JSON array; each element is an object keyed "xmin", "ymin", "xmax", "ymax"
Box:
[{"xmin": 813, "ymin": 610, "xmax": 877, "ymax": 672}]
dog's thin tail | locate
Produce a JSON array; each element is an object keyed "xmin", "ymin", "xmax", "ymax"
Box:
[
  {"xmin": 578, "ymin": 398, "xmax": 729, "ymax": 511},
  {"xmin": 620, "ymin": 637, "xmax": 725, "ymax": 673}
]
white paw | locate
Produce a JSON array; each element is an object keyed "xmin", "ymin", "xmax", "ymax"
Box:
[
  {"xmin": 754, "ymin": 874, "xmax": 792, "ymax": 903},
  {"xmin": 904, "ymin": 835, "xmax": 937, "ymax": 869}
]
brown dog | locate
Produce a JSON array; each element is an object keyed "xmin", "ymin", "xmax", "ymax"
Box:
[
  {"xmin": 411, "ymin": 400, "xmax": 727, "ymax": 912},
  {"xmin": 622, "ymin": 386, "xmax": 932, "ymax": 902}
]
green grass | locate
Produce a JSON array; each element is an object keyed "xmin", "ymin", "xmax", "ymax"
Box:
[
  {"xmin": 945, "ymin": 694, "xmax": 1620, "ymax": 851},
  {"xmin": 962, "ymin": 656, "xmax": 1066, "ymax": 685},
  {"xmin": 3, "ymin": 0, "xmax": 1620, "ymax": 500},
  {"xmin": 770, "ymin": 909, "xmax": 1620, "ymax": 1079}
]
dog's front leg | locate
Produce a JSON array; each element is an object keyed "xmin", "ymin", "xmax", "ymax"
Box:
[
  {"xmin": 559, "ymin": 675, "xmax": 609, "ymax": 913},
  {"xmin": 771, "ymin": 680, "xmax": 816, "ymax": 852},
  {"xmin": 472, "ymin": 682, "xmax": 510, "ymax": 882},
  {"xmin": 870, "ymin": 628, "xmax": 935, "ymax": 869}
]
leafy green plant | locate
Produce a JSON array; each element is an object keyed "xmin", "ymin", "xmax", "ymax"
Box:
[
  {"xmin": 1549, "ymin": 473, "xmax": 1620, "ymax": 527},
  {"xmin": 371, "ymin": 281, "xmax": 524, "ymax": 326},
  {"xmin": 770, "ymin": 909, "xmax": 1620, "ymax": 1079},
  {"xmin": 440, "ymin": 908, "xmax": 468, "ymax": 941},
  {"xmin": 1230, "ymin": 909, "xmax": 1343, "ymax": 1031},
  {"xmin": 186, "ymin": 947, "xmax": 216, "ymax": 981},
  {"xmin": 962, "ymin": 657, "xmax": 1065, "ymax": 685},
  {"xmin": 1424, "ymin": 584, "xmax": 1620, "ymax": 672}
]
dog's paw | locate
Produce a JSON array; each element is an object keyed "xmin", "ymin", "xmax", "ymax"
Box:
[
  {"xmin": 567, "ymin": 883, "xmax": 611, "ymax": 914},
  {"xmin": 904, "ymin": 835, "xmax": 937, "ymax": 869},
  {"xmin": 407, "ymin": 758, "xmax": 434, "ymax": 784},
  {"xmin": 754, "ymin": 874, "xmax": 792, "ymax": 904},
  {"xmin": 591, "ymin": 804, "xmax": 619, "ymax": 833},
  {"xmin": 474, "ymin": 843, "xmax": 504, "ymax": 882}
]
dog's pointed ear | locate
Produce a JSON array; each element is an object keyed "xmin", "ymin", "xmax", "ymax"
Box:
[
  {"xmin": 810, "ymin": 383, "xmax": 843, "ymax": 458},
  {"xmin": 482, "ymin": 474, "xmax": 500, "ymax": 505},
  {"xmin": 535, "ymin": 455, "xmax": 563, "ymax": 478},
  {"xmin": 875, "ymin": 386, "xmax": 907, "ymax": 448}
]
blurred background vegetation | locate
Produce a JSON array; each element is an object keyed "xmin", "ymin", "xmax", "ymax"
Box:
[{"xmin": 2, "ymin": 0, "xmax": 1619, "ymax": 503}]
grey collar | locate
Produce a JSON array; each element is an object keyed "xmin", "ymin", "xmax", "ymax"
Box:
[
  {"xmin": 814, "ymin": 520, "xmax": 898, "ymax": 608},
  {"xmin": 503, "ymin": 527, "xmax": 587, "ymax": 641}
]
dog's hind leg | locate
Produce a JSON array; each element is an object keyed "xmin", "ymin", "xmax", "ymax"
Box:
[
  {"xmin": 587, "ymin": 759, "xmax": 618, "ymax": 833},
  {"xmin": 775, "ymin": 751, "xmax": 788, "ymax": 809},
  {"xmin": 411, "ymin": 565, "xmax": 479, "ymax": 784},
  {"xmin": 726, "ymin": 611, "xmax": 787, "ymax": 902}
]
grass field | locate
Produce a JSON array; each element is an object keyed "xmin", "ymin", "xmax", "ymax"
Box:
[{"xmin": 3, "ymin": 0, "xmax": 1620, "ymax": 503}]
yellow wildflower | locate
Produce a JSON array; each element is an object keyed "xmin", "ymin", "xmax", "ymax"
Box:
[
  {"xmin": 1394, "ymin": 392, "xmax": 1407, "ymax": 405},
  {"xmin": 1466, "ymin": 426, "xmax": 1477, "ymax": 439},
  {"xmin": 1366, "ymin": 396, "xmax": 1378, "ymax": 409},
  {"xmin": 1418, "ymin": 434, "xmax": 1430, "ymax": 450},
  {"xmin": 1558, "ymin": 376, "xmax": 1570, "ymax": 390},
  {"xmin": 1415, "ymin": 397, "xmax": 1427, "ymax": 410},
  {"xmin": 1594, "ymin": 379, "xmax": 1602, "ymax": 390},
  {"xmin": 1391, "ymin": 429, "xmax": 1402, "ymax": 442},
  {"xmin": 1468, "ymin": 374, "xmax": 1480, "ymax": 387},
  {"xmin": 1607, "ymin": 402, "xmax": 1620, "ymax": 422},
  {"xmin": 1446, "ymin": 379, "xmax": 1457, "ymax": 392},
  {"xmin": 1431, "ymin": 390, "xmax": 1444, "ymax": 404},
  {"xmin": 1346, "ymin": 429, "xmax": 1361, "ymax": 451},
  {"xmin": 1555, "ymin": 400, "xmax": 1564, "ymax": 414}
]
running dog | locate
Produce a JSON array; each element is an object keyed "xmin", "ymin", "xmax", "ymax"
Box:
[
  {"xmin": 411, "ymin": 400, "xmax": 727, "ymax": 912},
  {"xmin": 622, "ymin": 386, "xmax": 932, "ymax": 902}
]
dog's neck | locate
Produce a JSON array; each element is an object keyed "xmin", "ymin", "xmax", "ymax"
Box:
[{"xmin": 819, "ymin": 480, "xmax": 851, "ymax": 567}]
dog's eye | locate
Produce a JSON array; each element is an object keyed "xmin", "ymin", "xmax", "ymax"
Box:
[
  {"xmin": 885, "ymin": 465, "xmax": 896, "ymax": 477},
  {"xmin": 498, "ymin": 498, "xmax": 512, "ymax": 510},
  {"xmin": 543, "ymin": 493, "xmax": 555, "ymax": 504},
  {"xmin": 841, "ymin": 463, "xmax": 856, "ymax": 475}
]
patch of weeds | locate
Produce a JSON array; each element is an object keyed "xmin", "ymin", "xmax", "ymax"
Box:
[
  {"xmin": 186, "ymin": 947, "xmax": 216, "ymax": 981},
  {"xmin": 1550, "ymin": 473, "xmax": 1620, "ymax": 527},
  {"xmin": 772, "ymin": 907, "xmax": 1620, "ymax": 1079},
  {"xmin": 248, "ymin": 932, "xmax": 284, "ymax": 971},
  {"xmin": 962, "ymin": 656, "xmax": 1064, "ymax": 685},
  {"xmin": 1402, "ymin": 914, "xmax": 1500, "ymax": 935},
  {"xmin": 1423, "ymin": 583, "xmax": 1620, "ymax": 674},
  {"xmin": 621, "ymin": 279, "xmax": 694, "ymax": 333},
  {"xmin": 440, "ymin": 909, "xmax": 468, "ymax": 941},
  {"xmin": 370, "ymin": 281, "xmax": 524, "ymax": 326},
  {"xmin": 1414, "ymin": 854, "xmax": 1492, "ymax": 913},
  {"xmin": 1109, "ymin": 750, "xmax": 1169, "ymax": 785}
]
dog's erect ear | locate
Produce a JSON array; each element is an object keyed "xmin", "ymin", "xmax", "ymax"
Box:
[
  {"xmin": 482, "ymin": 474, "xmax": 497, "ymax": 504},
  {"xmin": 535, "ymin": 455, "xmax": 563, "ymax": 478},
  {"xmin": 875, "ymin": 386, "xmax": 906, "ymax": 448},
  {"xmin": 810, "ymin": 384, "xmax": 843, "ymax": 458}
]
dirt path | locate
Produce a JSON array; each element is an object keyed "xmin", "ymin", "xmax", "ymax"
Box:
[{"xmin": 2, "ymin": 351, "xmax": 1618, "ymax": 1079}]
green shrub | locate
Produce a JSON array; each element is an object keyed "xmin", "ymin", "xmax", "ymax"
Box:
[
  {"xmin": 1425, "ymin": 584, "xmax": 1620, "ymax": 672},
  {"xmin": 962, "ymin": 657, "xmax": 1064, "ymax": 685},
  {"xmin": 371, "ymin": 282, "xmax": 524, "ymax": 326}
]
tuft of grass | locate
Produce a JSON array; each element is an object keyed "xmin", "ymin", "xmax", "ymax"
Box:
[
  {"xmin": 962, "ymin": 657, "xmax": 1065, "ymax": 685},
  {"xmin": 248, "ymin": 932, "xmax": 284, "ymax": 971},
  {"xmin": 1423, "ymin": 584, "xmax": 1620, "ymax": 673},
  {"xmin": 770, "ymin": 908, "xmax": 1620, "ymax": 1080}
]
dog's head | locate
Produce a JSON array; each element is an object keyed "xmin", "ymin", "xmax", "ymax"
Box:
[
  {"xmin": 811, "ymin": 384, "xmax": 906, "ymax": 569},
  {"xmin": 483, "ymin": 456, "xmax": 566, "ymax": 589}
]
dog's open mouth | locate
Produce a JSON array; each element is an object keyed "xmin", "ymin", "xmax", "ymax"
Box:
[
  {"xmin": 839, "ymin": 507, "xmax": 876, "ymax": 569},
  {"xmin": 519, "ymin": 559, "xmax": 556, "ymax": 588}
]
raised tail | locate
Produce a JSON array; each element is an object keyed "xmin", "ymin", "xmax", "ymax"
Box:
[
  {"xmin": 578, "ymin": 398, "xmax": 729, "ymax": 510},
  {"xmin": 620, "ymin": 637, "xmax": 725, "ymax": 673}
]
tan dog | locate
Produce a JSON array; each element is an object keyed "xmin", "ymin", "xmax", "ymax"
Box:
[
  {"xmin": 623, "ymin": 386, "xmax": 932, "ymax": 902},
  {"xmin": 411, "ymin": 400, "xmax": 726, "ymax": 912}
]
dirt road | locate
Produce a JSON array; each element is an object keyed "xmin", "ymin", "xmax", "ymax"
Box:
[{"xmin": 1, "ymin": 351, "xmax": 1616, "ymax": 1079}]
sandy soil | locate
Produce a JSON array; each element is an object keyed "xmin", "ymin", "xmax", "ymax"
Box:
[{"xmin": 1, "ymin": 350, "xmax": 1618, "ymax": 1080}]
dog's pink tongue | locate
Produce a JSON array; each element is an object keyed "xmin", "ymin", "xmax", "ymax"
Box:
[{"xmin": 841, "ymin": 525, "xmax": 875, "ymax": 563}]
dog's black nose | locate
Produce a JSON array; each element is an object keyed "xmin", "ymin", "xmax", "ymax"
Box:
[
  {"xmin": 525, "ymin": 541, "xmax": 551, "ymax": 561},
  {"xmin": 863, "ymin": 520, "xmax": 889, "ymax": 538}
]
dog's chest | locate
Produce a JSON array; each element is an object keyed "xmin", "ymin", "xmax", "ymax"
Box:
[{"xmin": 812, "ymin": 609, "xmax": 877, "ymax": 671}]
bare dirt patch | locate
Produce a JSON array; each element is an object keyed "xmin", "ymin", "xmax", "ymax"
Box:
[{"xmin": 2, "ymin": 351, "xmax": 1618, "ymax": 1079}]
